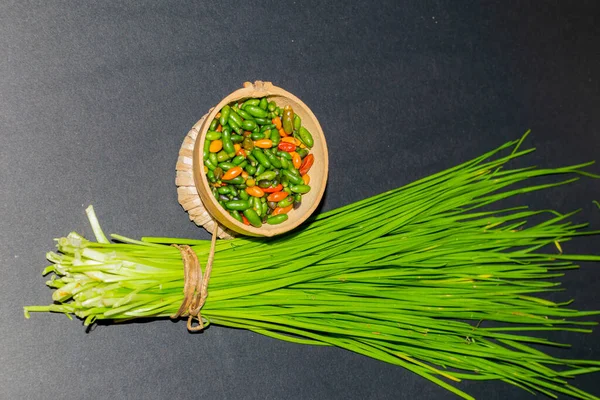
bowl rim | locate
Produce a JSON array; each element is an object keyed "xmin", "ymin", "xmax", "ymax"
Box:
[{"xmin": 192, "ymin": 81, "xmax": 329, "ymax": 237}]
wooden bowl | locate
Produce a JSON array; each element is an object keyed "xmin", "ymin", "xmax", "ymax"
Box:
[{"xmin": 192, "ymin": 81, "xmax": 329, "ymax": 237}]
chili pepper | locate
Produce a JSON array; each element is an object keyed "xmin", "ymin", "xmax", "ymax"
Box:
[
  {"xmin": 299, "ymin": 154, "xmax": 314, "ymax": 176},
  {"xmin": 278, "ymin": 142, "xmax": 296, "ymax": 152},
  {"xmin": 262, "ymin": 183, "xmax": 283, "ymax": 193},
  {"xmin": 254, "ymin": 139, "xmax": 273, "ymax": 149},
  {"xmin": 246, "ymin": 186, "xmax": 265, "ymax": 198},
  {"xmin": 282, "ymin": 105, "xmax": 294, "ymax": 134},
  {"xmin": 221, "ymin": 166, "xmax": 243, "ymax": 181}
]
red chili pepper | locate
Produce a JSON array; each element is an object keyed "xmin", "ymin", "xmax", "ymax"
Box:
[
  {"xmin": 262, "ymin": 183, "xmax": 283, "ymax": 193},
  {"xmin": 299, "ymin": 154, "xmax": 314, "ymax": 176},
  {"xmin": 241, "ymin": 215, "xmax": 250, "ymax": 226},
  {"xmin": 277, "ymin": 142, "xmax": 296, "ymax": 152}
]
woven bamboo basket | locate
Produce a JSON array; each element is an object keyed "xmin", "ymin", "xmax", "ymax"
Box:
[{"xmin": 177, "ymin": 81, "xmax": 329, "ymax": 238}]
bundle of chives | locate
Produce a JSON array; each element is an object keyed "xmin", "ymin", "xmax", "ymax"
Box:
[{"xmin": 25, "ymin": 135, "xmax": 600, "ymax": 399}]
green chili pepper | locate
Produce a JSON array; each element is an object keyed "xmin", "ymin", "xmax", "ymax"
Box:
[
  {"xmin": 217, "ymin": 162, "xmax": 236, "ymax": 171},
  {"xmin": 281, "ymin": 169, "xmax": 304, "ymax": 185},
  {"xmin": 209, "ymin": 152, "xmax": 218, "ymax": 166},
  {"xmin": 230, "ymin": 134, "xmax": 244, "ymax": 143},
  {"xmin": 229, "ymin": 210, "xmax": 243, "ymax": 223},
  {"xmin": 290, "ymin": 184, "xmax": 311, "ymax": 194},
  {"xmin": 243, "ymin": 208, "xmax": 262, "ymax": 227},
  {"xmin": 259, "ymin": 97, "xmax": 268, "ymax": 110},
  {"xmin": 220, "ymin": 105, "xmax": 231, "ymax": 127},
  {"xmin": 237, "ymin": 108, "xmax": 255, "ymax": 121},
  {"xmin": 256, "ymin": 171, "xmax": 277, "ymax": 181},
  {"xmin": 204, "ymin": 158, "xmax": 217, "ymax": 171},
  {"xmin": 241, "ymin": 119, "xmax": 258, "ymax": 132},
  {"xmin": 216, "ymin": 150, "xmax": 230, "ymax": 163},
  {"xmin": 293, "ymin": 114, "xmax": 301, "ymax": 132},
  {"xmin": 222, "ymin": 130, "xmax": 235, "ymax": 154},
  {"xmin": 298, "ymin": 127, "xmax": 314, "ymax": 148},
  {"xmin": 206, "ymin": 131, "xmax": 222, "ymax": 141},
  {"xmin": 223, "ymin": 176, "xmax": 245, "ymax": 185},
  {"xmin": 245, "ymin": 105, "xmax": 269, "ymax": 119},
  {"xmin": 203, "ymin": 139, "xmax": 211, "ymax": 161},
  {"xmin": 267, "ymin": 214, "xmax": 288, "ymax": 225},
  {"xmin": 206, "ymin": 169, "xmax": 216, "ymax": 183},
  {"xmin": 225, "ymin": 200, "xmax": 250, "ymax": 211},
  {"xmin": 229, "ymin": 112, "xmax": 243, "ymax": 127},
  {"xmin": 270, "ymin": 129, "xmax": 281, "ymax": 147},
  {"xmin": 244, "ymin": 164, "xmax": 257, "ymax": 175},
  {"xmin": 242, "ymin": 98, "xmax": 260, "ymax": 108},
  {"xmin": 252, "ymin": 149, "xmax": 272, "ymax": 169},
  {"xmin": 277, "ymin": 196, "xmax": 294, "ymax": 208},
  {"xmin": 296, "ymin": 148, "xmax": 309, "ymax": 158},
  {"xmin": 251, "ymin": 131, "xmax": 265, "ymax": 141},
  {"xmin": 232, "ymin": 155, "xmax": 245, "ymax": 165},
  {"xmin": 264, "ymin": 151, "xmax": 282, "ymax": 168}
]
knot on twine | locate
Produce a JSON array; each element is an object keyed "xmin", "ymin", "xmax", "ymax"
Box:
[{"xmin": 171, "ymin": 225, "xmax": 219, "ymax": 332}]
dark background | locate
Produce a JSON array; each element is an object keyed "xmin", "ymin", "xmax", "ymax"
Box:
[{"xmin": 2, "ymin": 1, "xmax": 599, "ymax": 399}]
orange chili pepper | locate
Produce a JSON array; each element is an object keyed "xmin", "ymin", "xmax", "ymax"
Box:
[
  {"xmin": 216, "ymin": 124, "xmax": 222, "ymax": 132},
  {"xmin": 267, "ymin": 191, "xmax": 288, "ymax": 202},
  {"xmin": 221, "ymin": 166, "xmax": 243, "ymax": 181},
  {"xmin": 209, "ymin": 139, "xmax": 223, "ymax": 153},
  {"xmin": 233, "ymin": 143, "xmax": 241, "ymax": 152},
  {"xmin": 272, "ymin": 204, "xmax": 293, "ymax": 216},
  {"xmin": 290, "ymin": 151, "xmax": 302, "ymax": 169},
  {"xmin": 272, "ymin": 117, "xmax": 282, "ymax": 130},
  {"xmin": 236, "ymin": 148, "xmax": 247, "ymax": 157},
  {"xmin": 246, "ymin": 185, "xmax": 265, "ymax": 198},
  {"xmin": 278, "ymin": 128, "xmax": 288, "ymax": 138},
  {"xmin": 299, "ymin": 154, "xmax": 314, "ymax": 176},
  {"xmin": 302, "ymin": 174, "xmax": 310, "ymax": 185},
  {"xmin": 254, "ymin": 139, "xmax": 273, "ymax": 149},
  {"xmin": 241, "ymin": 215, "xmax": 250, "ymax": 225},
  {"xmin": 241, "ymin": 171, "xmax": 249, "ymax": 179}
]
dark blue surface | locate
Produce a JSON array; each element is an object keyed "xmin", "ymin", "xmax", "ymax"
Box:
[{"xmin": 1, "ymin": 1, "xmax": 599, "ymax": 399}]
